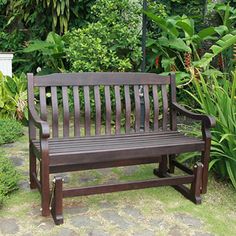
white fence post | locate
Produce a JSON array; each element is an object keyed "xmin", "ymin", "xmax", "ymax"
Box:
[{"xmin": 0, "ymin": 52, "xmax": 14, "ymax": 77}]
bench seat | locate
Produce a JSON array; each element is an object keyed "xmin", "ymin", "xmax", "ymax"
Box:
[{"xmin": 32, "ymin": 131, "xmax": 204, "ymax": 171}]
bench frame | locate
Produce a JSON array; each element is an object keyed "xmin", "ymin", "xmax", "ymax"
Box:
[{"xmin": 27, "ymin": 72, "xmax": 215, "ymax": 225}]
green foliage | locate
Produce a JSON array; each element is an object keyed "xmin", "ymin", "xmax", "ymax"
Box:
[
  {"xmin": 0, "ymin": 152, "xmax": 19, "ymax": 206},
  {"xmin": 0, "ymin": 0, "xmax": 95, "ymax": 73},
  {"xmin": 145, "ymin": 6, "xmax": 236, "ymax": 81},
  {"xmin": 0, "ymin": 72, "xmax": 28, "ymax": 120},
  {"xmin": 0, "ymin": 119, "xmax": 23, "ymax": 145},
  {"xmin": 194, "ymin": 31, "xmax": 236, "ymax": 69},
  {"xmin": 156, "ymin": 0, "xmax": 207, "ymax": 28},
  {"xmin": 145, "ymin": 12, "xmax": 217, "ymax": 76},
  {"xmin": 22, "ymin": 32, "xmax": 66, "ymax": 74},
  {"xmin": 186, "ymin": 70, "xmax": 236, "ymax": 188},
  {"xmin": 38, "ymin": 0, "xmax": 97, "ymax": 34},
  {"xmin": 65, "ymin": 0, "xmax": 142, "ymax": 72},
  {"xmin": 4, "ymin": 0, "xmax": 95, "ymax": 35}
]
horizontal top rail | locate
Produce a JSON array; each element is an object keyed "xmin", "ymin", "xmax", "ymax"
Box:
[{"xmin": 31, "ymin": 72, "xmax": 170, "ymax": 86}]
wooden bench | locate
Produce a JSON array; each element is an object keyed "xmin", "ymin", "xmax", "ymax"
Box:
[{"xmin": 27, "ymin": 72, "xmax": 215, "ymax": 225}]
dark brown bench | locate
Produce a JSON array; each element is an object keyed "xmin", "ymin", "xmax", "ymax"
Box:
[{"xmin": 27, "ymin": 72, "xmax": 215, "ymax": 225}]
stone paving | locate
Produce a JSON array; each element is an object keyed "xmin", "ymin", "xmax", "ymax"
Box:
[{"xmin": 0, "ymin": 134, "xmax": 234, "ymax": 236}]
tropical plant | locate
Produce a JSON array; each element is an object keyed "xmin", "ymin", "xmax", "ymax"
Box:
[
  {"xmin": 145, "ymin": 9, "xmax": 236, "ymax": 81},
  {"xmin": 145, "ymin": 12, "xmax": 217, "ymax": 80},
  {"xmin": 0, "ymin": 72, "xmax": 28, "ymax": 121},
  {"xmin": 194, "ymin": 32, "xmax": 236, "ymax": 69},
  {"xmin": 22, "ymin": 32, "xmax": 66, "ymax": 74},
  {"xmin": 186, "ymin": 70, "xmax": 236, "ymax": 188},
  {"xmin": 211, "ymin": 2, "xmax": 236, "ymax": 70}
]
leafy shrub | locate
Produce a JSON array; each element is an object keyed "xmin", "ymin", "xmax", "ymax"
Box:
[
  {"xmin": 0, "ymin": 119, "xmax": 23, "ymax": 145},
  {"xmin": 187, "ymin": 70, "xmax": 236, "ymax": 188},
  {"xmin": 0, "ymin": 72, "xmax": 28, "ymax": 120},
  {"xmin": 0, "ymin": 152, "xmax": 19, "ymax": 205},
  {"xmin": 65, "ymin": 0, "xmax": 142, "ymax": 72}
]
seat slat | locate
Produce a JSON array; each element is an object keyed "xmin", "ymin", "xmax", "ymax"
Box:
[
  {"xmin": 144, "ymin": 85, "xmax": 150, "ymax": 132},
  {"xmin": 32, "ymin": 133, "xmax": 204, "ymax": 154},
  {"xmin": 152, "ymin": 85, "xmax": 159, "ymax": 131},
  {"xmin": 94, "ymin": 86, "xmax": 101, "ymax": 135},
  {"xmin": 62, "ymin": 86, "xmax": 70, "ymax": 137},
  {"xmin": 51, "ymin": 87, "xmax": 59, "ymax": 137},
  {"xmin": 162, "ymin": 85, "xmax": 168, "ymax": 131},
  {"xmin": 37, "ymin": 139, "xmax": 204, "ymax": 153},
  {"xmin": 73, "ymin": 86, "xmax": 80, "ymax": 136},
  {"xmin": 39, "ymin": 87, "xmax": 47, "ymax": 121},
  {"xmin": 114, "ymin": 86, "xmax": 121, "ymax": 134},
  {"xmin": 134, "ymin": 85, "xmax": 141, "ymax": 132},
  {"xmin": 105, "ymin": 86, "xmax": 111, "ymax": 135},
  {"xmin": 84, "ymin": 86, "xmax": 91, "ymax": 136},
  {"xmin": 125, "ymin": 85, "xmax": 131, "ymax": 133}
]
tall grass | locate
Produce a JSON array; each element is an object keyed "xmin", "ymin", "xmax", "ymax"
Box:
[{"xmin": 187, "ymin": 70, "xmax": 236, "ymax": 188}]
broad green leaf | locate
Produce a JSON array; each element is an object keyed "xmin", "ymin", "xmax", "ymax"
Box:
[
  {"xmin": 168, "ymin": 38, "xmax": 191, "ymax": 53},
  {"xmin": 198, "ymin": 27, "xmax": 217, "ymax": 39},
  {"xmin": 194, "ymin": 32, "xmax": 236, "ymax": 68},
  {"xmin": 144, "ymin": 11, "xmax": 179, "ymax": 37}
]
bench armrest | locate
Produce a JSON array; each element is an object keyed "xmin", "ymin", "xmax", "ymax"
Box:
[
  {"xmin": 29, "ymin": 107, "xmax": 50, "ymax": 139},
  {"xmin": 172, "ymin": 102, "xmax": 216, "ymax": 128}
]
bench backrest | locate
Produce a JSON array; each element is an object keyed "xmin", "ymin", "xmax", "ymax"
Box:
[{"xmin": 27, "ymin": 72, "xmax": 177, "ymax": 138}]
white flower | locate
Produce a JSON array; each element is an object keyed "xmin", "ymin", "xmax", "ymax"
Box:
[{"xmin": 36, "ymin": 67, "xmax": 42, "ymax": 73}]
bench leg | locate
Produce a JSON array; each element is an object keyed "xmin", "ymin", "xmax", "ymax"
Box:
[
  {"xmin": 40, "ymin": 161, "xmax": 50, "ymax": 216},
  {"xmin": 168, "ymin": 154, "xmax": 176, "ymax": 173},
  {"xmin": 190, "ymin": 162, "xmax": 203, "ymax": 204},
  {"xmin": 201, "ymin": 149, "xmax": 210, "ymax": 194},
  {"xmin": 29, "ymin": 146, "xmax": 37, "ymax": 189},
  {"xmin": 51, "ymin": 177, "xmax": 64, "ymax": 225},
  {"xmin": 153, "ymin": 155, "xmax": 168, "ymax": 177}
]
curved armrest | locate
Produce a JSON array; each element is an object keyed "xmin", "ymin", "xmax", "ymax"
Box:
[
  {"xmin": 172, "ymin": 102, "xmax": 216, "ymax": 128},
  {"xmin": 29, "ymin": 106, "xmax": 50, "ymax": 139}
]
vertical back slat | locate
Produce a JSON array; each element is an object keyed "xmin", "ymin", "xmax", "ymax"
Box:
[
  {"xmin": 134, "ymin": 85, "xmax": 141, "ymax": 132},
  {"xmin": 162, "ymin": 85, "xmax": 168, "ymax": 131},
  {"xmin": 73, "ymin": 86, "xmax": 80, "ymax": 136},
  {"xmin": 84, "ymin": 86, "xmax": 91, "ymax": 136},
  {"xmin": 170, "ymin": 74, "xmax": 177, "ymax": 131},
  {"xmin": 51, "ymin": 87, "xmax": 59, "ymax": 137},
  {"xmin": 152, "ymin": 85, "xmax": 159, "ymax": 131},
  {"xmin": 39, "ymin": 87, "xmax": 47, "ymax": 121},
  {"xmin": 62, "ymin": 86, "xmax": 70, "ymax": 137},
  {"xmin": 94, "ymin": 86, "xmax": 101, "ymax": 135},
  {"xmin": 114, "ymin": 86, "xmax": 121, "ymax": 134},
  {"xmin": 124, "ymin": 85, "xmax": 131, "ymax": 133},
  {"xmin": 105, "ymin": 86, "xmax": 111, "ymax": 135},
  {"xmin": 143, "ymin": 85, "xmax": 150, "ymax": 132}
]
